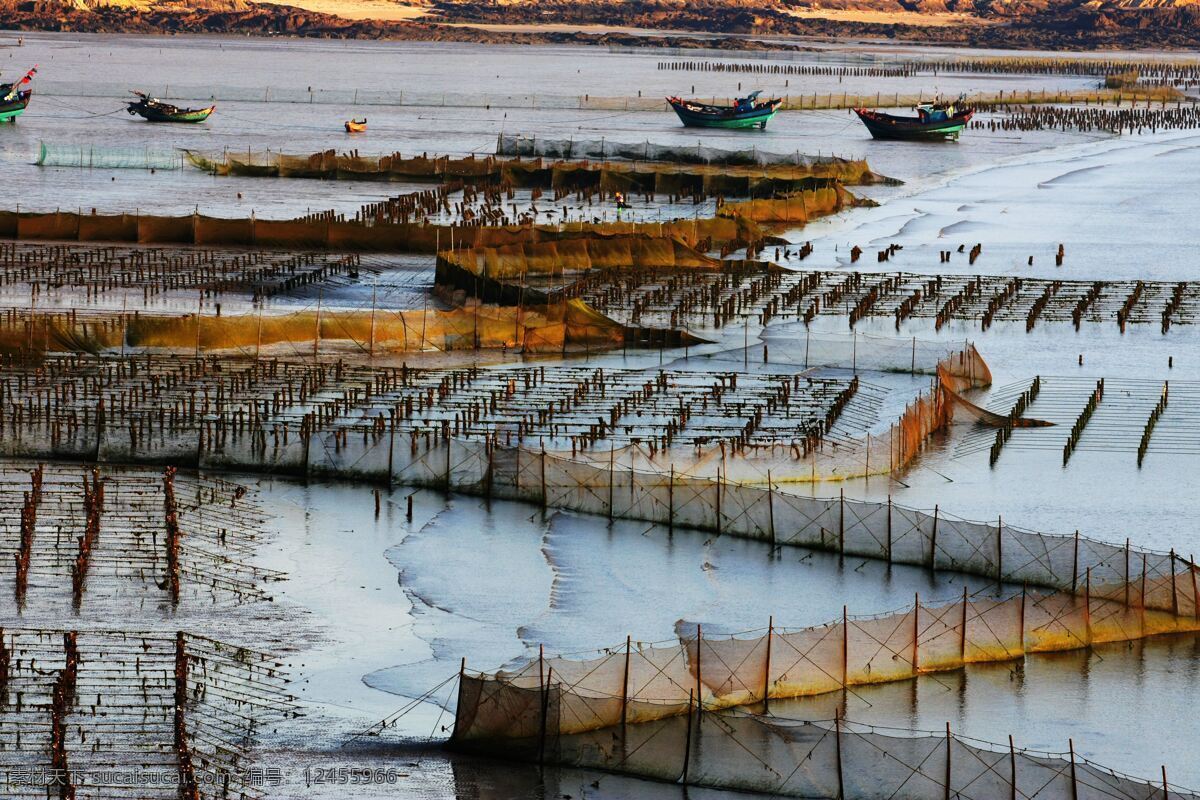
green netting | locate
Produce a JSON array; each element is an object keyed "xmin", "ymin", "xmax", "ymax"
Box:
[{"xmin": 36, "ymin": 141, "xmax": 184, "ymax": 170}]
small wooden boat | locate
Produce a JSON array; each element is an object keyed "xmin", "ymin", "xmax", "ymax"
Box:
[
  {"xmin": 854, "ymin": 96, "xmax": 973, "ymax": 141},
  {"xmin": 127, "ymin": 91, "xmax": 215, "ymax": 123},
  {"xmin": 345, "ymin": 118, "xmax": 367, "ymax": 133},
  {"xmin": 666, "ymin": 90, "xmax": 782, "ymax": 129},
  {"xmin": 0, "ymin": 66, "xmax": 37, "ymax": 123}
]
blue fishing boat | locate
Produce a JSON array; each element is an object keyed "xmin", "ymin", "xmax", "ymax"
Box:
[{"xmin": 666, "ymin": 90, "xmax": 782, "ymax": 129}]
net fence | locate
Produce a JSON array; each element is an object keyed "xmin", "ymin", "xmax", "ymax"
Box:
[
  {"xmin": 0, "ymin": 210, "xmax": 755, "ymax": 253},
  {"xmin": 453, "ymin": 704, "xmax": 1193, "ymax": 800},
  {"xmin": 453, "ymin": 577, "xmax": 1200, "ymax": 797}
]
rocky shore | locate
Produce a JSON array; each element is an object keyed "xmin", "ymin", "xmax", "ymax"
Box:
[{"xmin": 2, "ymin": 0, "xmax": 1199, "ymax": 50}]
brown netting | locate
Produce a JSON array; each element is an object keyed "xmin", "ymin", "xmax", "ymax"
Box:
[
  {"xmin": 18, "ymin": 212, "xmax": 80, "ymax": 241},
  {"xmin": 137, "ymin": 215, "xmax": 195, "ymax": 244},
  {"xmin": 194, "ymin": 216, "xmax": 255, "ymax": 246},
  {"xmin": 184, "ymin": 147, "xmax": 879, "ymax": 190},
  {"xmin": 78, "ymin": 214, "xmax": 138, "ymax": 242}
]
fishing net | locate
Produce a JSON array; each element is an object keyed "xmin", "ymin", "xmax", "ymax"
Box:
[
  {"xmin": 115, "ymin": 301, "xmax": 624, "ymax": 355},
  {"xmin": 495, "ymin": 134, "xmax": 872, "ymax": 173},
  {"xmin": 182, "ymin": 148, "xmax": 876, "ymax": 191},
  {"xmin": 436, "ymin": 234, "xmax": 719, "ymax": 285},
  {"xmin": 36, "ymin": 141, "xmax": 183, "ymax": 171},
  {"xmin": 718, "ymin": 184, "xmax": 849, "ymax": 225}
]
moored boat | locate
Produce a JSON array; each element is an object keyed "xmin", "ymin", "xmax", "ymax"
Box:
[
  {"xmin": 127, "ymin": 91, "xmax": 215, "ymax": 123},
  {"xmin": 854, "ymin": 96, "xmax": 973, "ymax": 141},
  {"xmin": 0, "ymin": 66, "xmax": 37, "ymax": 123},
  {"xmin": 344, "ymin": 118, "xmax": 367, "ymax": 133},
  {"xmin": 666, "ymin": 90, "xmax": 782, "ymax": 129}
]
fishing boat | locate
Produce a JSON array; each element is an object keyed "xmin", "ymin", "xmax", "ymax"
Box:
[
  {"xmin": 0, "ymin": 66, "xmax": 37, "ymax": 123},
  {"xmin": 344, "ymin": 118, "xmax": 367, "ymax": 133},
  {"xmin": 666, "ymin": 90, "xmax": 782, "ymax": 129},
  {"xmin": 126, "ymin": 91, "xmax": 215, "ymax": 123},
  {"xmin": 853, "ymin": 95, "xmax": 973, "ymax": 141}
]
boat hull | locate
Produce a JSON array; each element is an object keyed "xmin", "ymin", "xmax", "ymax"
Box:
[
  {"xmin": 0, "ymin": 90, "xmax": 31, "ymax": 123},
  {"xmin": 855, "ymin": 108, "xmax": 973, "ymax": 141},
  {"xmin": 128, "ymin": 104, "xmax": 215, "ymax": 123},
  {"xmin": 668, "ymin": 99, "xmax": 781, "ymax": 129}
]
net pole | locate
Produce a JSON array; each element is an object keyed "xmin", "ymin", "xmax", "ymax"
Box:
[
  {"xmin": 1170, "ymin": 549, "xmax": 1180, "ymax": 617},
  {"xmin": 1141, "ymin": 554, "xmax": 1148, "ymax": 634},
  {"xmin": 540, "ymin": 445, "xmax": 546, "ymax": 508},
  {"xmin": 620, "ymin": 635, "xmax": 630, "ymax": 733},
  {"xmin": 834, "ymin": 711, "xmax": 844, "ymax": 799},
  {"xmin": 1009, "ymin": 734, "xmax": 1018, "ymax": 800},
  {"xmin": 930, "ymin": 505, "xmax": 939, "ymax": 569},
  {"xmin": 314, "ymin": 289, "xmax": 322, "ymax": 360},
  {"xmin": 1125, "ymin": 539, "xmax": 1132, "ymax": 607},
  {"xmin": 369, "ymin": 280, "xmax": 376, "ymax": 358},
  {"xmin": 607, "ymin": 446, "xmax": 615, "ymax": 521},
  {"xmin": 959, "ymin": 587, "xmax": 968, "ymax": 664},
  {"xmin": 767, "ymin": 470, "xmax": 775, "ymax": 546},
  {"xmin": 539, "ymin": 665, "xmax": 552, "ymax": 766},
  {"xmin": 387, "ymin": 411, "xmax": 395, "ymax": 482},
  {"xmin": 841, "ymin": 606, "xmax": 849, "ymax": 690},
  {"xmin": 668, "ymin": 465, "xmax": 675, "ymax": 535},
  {"xmin": 695, "ymin": 624, "xmax": 703, "ymax": 713},
  {"xmin": 1191, "ymin": 555, "xmax": 1198, "ymax": 623},
  {"xmin": 681, "ymin": 689, "xmax": 694, "ymax": 785},
  {"xmin": 1019, "ymin": 585, "xmax": 1027, "ymax": 655},
  {"xmin": 886, "ymin": 495, "xmax": 893, "ymax": 562},
  {"xmin": 715, "ymin": 467, "xmax": 722, "ymax": 536},
  {"xmin": 1069, "ymin": 738, "xmax": 1079, "ymax": 800},
  {"xmin": 945, "ymin": 722, "xmax": 952, "ymax": 800},
  {"xmin": 1085, "ymin": 568, "xmax": 1093, "ymax": 644},
  {"xmin": 913, "ymin": 593, "xmax": 920, "ymax": 673},
  {"xmin": 449, "ymin": 658, "xmax": 466, "ymax": 744},
  {"xmin": 996, "ymin": 515, "xmax": 1003, "ymax": 581},
  {"xmin": 763, "ymin": 617, "xmax": 773, "ymax": 709},
  {"xmin": 1071, "ymin": 530, "xmax": 1080, "ymax": 592},
  {"xmin": 838, "ymin": 488, "xmax": 845, "ymax": 555}
]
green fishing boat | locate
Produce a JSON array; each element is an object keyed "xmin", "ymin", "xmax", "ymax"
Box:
[
  {"xmin": 667, "ymin": 90, "xmax": 782, "ymax": 130},
  {"xmin": 127, "ymin": 91, "xmax": 215, "ymax": 123},
  {"xmin": 0, "ymin": 66, "xmax": 37, "ymax": 123}
]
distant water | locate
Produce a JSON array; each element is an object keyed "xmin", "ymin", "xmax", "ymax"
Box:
[{"xmin": 4, "ymin": 31, "xmax": 1100, "ymax": 217}]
